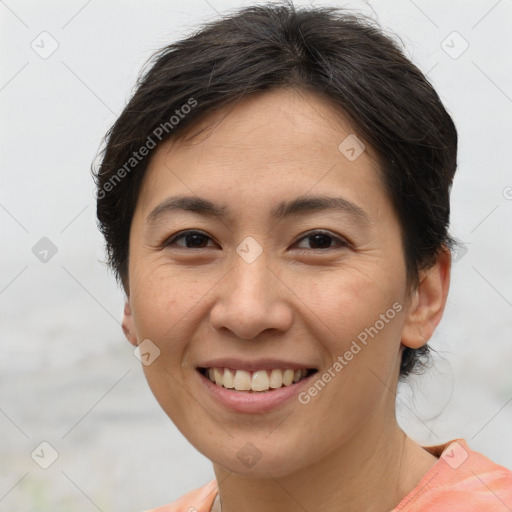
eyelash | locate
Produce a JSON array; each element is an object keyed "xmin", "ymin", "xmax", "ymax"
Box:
[{"xmin": 163, "ymin": 229, "xmax": 350, "ymax": 251}]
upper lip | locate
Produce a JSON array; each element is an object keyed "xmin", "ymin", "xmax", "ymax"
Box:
[{"xmin": 196, "ymin": 358, "xmax": 317, "ymax": 372}]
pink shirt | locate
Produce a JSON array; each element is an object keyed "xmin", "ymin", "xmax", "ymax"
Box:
[{"xmin": 144, "ymin": 439, "xmax": 512, "ymax": 511}]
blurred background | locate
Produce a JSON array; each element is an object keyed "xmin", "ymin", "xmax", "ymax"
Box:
[{"xmin": 1, "ymin": 0, "xmax": 511, "ymax": 510}]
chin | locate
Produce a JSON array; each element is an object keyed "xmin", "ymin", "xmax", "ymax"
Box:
[{"xmin": 198, "ymin": 434, "xmax": 321, "ymax": 479}]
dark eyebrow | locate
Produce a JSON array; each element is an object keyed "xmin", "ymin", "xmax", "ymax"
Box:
[{"xmin": 146, "ymin": 194, "xmax": 370, "ymax": 225}]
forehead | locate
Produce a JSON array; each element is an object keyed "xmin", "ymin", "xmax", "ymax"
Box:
[
  {"xmin": 137, "ymin": 87, "xmax": 387, "ymax": 219},
  {"xmin": 171, "ymin": 87, "xmax": 372, "ymax": 161}
]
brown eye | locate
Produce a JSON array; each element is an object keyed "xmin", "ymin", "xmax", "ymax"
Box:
[
  {"xmin": 166, "ymin": 230, "xmax": 215, "ymax": 249},
  {"xmin": 295, "ymin": 231, "xmax": 349, "ymax": 250}
]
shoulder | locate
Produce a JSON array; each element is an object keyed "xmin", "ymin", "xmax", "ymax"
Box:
[
  {"xmin": 142, "ymin": 479, "xmax": 218, "ymax": 512},
  {"xmin": 394, "ymin": 439, "xmax": 512, "ymax": 511}
]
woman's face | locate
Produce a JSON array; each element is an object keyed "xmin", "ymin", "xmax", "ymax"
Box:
[{"xmin": 125, "ymin": 88, "xmax": 415, "ymax": 477}]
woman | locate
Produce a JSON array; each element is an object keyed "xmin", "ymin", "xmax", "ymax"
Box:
[{"xmin": 93, "ymin": 2, "xmax": 512, "ymax": 511}]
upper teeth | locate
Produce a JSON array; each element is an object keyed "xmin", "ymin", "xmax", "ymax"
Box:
[{"xmin": 206, "ymin": 367, "xmax": 309, "ymax": 392}]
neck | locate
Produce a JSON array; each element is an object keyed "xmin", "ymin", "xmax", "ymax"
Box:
[{"xmin": 211, "ymin": 419, "xmax": 438, "ymax": 512}]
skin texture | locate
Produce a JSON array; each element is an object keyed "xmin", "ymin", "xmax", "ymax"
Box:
[{"xmin": 122, "ymin": 88, "xmax": 451, "ymax": 512}]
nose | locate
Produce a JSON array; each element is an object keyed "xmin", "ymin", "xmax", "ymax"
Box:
[{"xmin": 209, "ymin": 253, "xmax": 293, "ymax": 340}]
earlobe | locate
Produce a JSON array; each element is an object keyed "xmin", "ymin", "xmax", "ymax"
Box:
[
  {"xmin": 401, "ymin": 248, "xmax": 451, "ymax": 349},
  {"xmin": 122, "ymin": 299, "xmax": 139, "ymax": 347}
]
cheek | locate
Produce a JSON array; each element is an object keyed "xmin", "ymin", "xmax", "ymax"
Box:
[
  {"xmin": 294, "ymin": 263, "xmax": 403, "ymax": 344},
  {"xmin": 128, "ymin": 266, "xmax": 207, "ymax": 425},
  {"xmin": 292, "ymin": 265, "xmax": 405, "ymax": 403},
  {"xmin": 129, "ymin": 259, "xmax": 207, "ymax": 341}
]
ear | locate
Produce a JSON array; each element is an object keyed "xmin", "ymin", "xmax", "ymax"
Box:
[
  {"xmin": 122, "ymin": 298, "xmax": 139, "ymax": 347},
  {"xmin": 401, "ymin": 248, "xmax": 451, "ymax": 349}
]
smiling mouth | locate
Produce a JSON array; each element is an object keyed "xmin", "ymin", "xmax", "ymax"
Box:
[{"xmin": 197, "ymin": 367, "xmax": 318, "ymax": 392}]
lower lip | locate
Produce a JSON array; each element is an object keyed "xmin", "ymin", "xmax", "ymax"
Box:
[{"xmin": 197, "ymin": 370, "xmax": 315, "ymax": 413}]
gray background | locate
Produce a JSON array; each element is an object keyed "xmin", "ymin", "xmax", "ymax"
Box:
[{"xmin": 1, "ymin": 0, "xmax": 511, "ymax": 510}]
